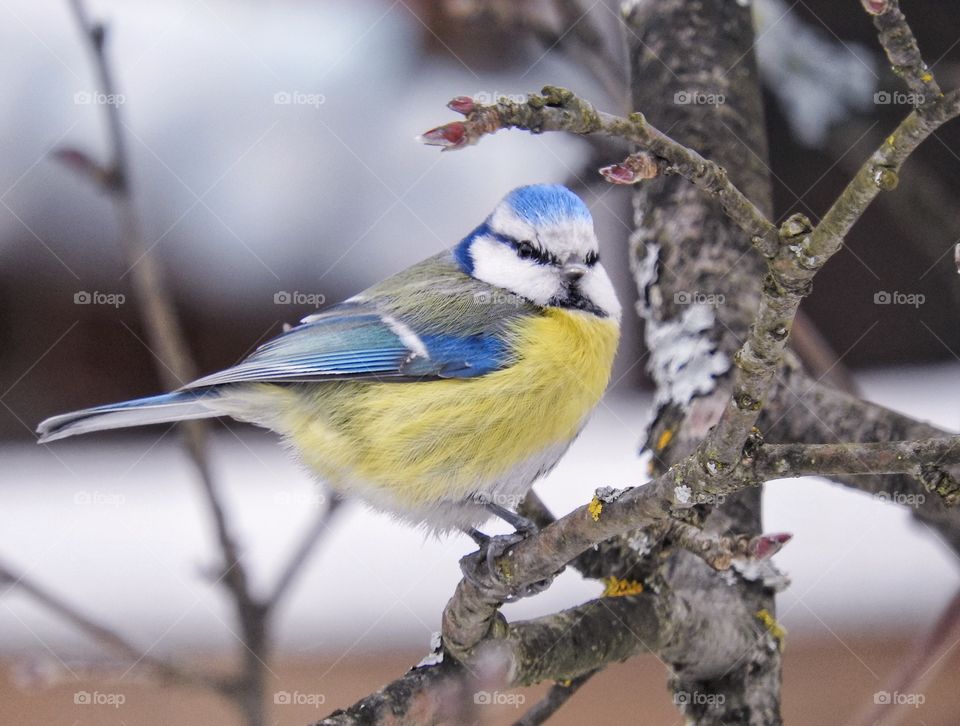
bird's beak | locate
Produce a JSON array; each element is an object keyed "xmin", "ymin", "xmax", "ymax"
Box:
[{"xmin": 562, "ymin": 262, "xmax": 588, "ymax": 282}]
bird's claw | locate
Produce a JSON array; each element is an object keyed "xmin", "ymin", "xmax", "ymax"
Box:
[{"xmin": 459, "ymin": 528, "xmax": 560, "ymax": 602}]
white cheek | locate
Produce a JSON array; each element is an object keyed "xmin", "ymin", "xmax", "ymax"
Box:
[
  {"xmin": 580, "ymin": 265, "xmax": 622, "ymax": 321},
  {"xmin": 469, "ymin": 238, "xmax": 561, "ymax": 305}
]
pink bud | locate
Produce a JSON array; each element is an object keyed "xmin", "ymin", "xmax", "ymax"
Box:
[
  {"xmin": 599, "ymin": 163, "xmax": 636, "ymax": 185},
  {"xmin": 52, "ymin": 148, "xmax": 99, "ymax": 175},
  {"xmin": 418, "ymin": 122, "xmax": 468, "ymax": 149},
  {"xmin": 751, "ymin": 532, "xmax": 793, "ymax": 560},
  {"xmin": 447, "ymin": 96, "xmax": 476, "ymax": 115},
  {"xmin": 600, "ymin": 152, "xmax": 662, "ymax": 185},
  {"xmin": 861, "ymin": 0, "xmax": 888, "ymax": 14}
]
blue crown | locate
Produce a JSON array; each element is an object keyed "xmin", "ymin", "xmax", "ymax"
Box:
[{"xmin": 503, "ymin": 184, "xmax": 592, "ymax": 227}]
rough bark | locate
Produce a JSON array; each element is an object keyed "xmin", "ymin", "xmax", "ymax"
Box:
[{"xmin": 623, "ymin": 0, "xmax": 781, "ymax": 722}]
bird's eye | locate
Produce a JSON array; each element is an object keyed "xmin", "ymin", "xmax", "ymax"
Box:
[
  {"xmin": 585, "ymin": 250, "xmax": 599, "ymax": 266},
  {"xmin": 516, "ymin": 241, "xmax": 537, "ymax": 260}
]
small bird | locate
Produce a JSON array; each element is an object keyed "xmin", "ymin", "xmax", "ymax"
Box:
[{"xmin": 38, "ymin": 184, "xmax": 621, "ymax": 540}]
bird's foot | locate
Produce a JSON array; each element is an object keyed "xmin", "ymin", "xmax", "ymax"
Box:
[{"xmin": 459, "ymin": 524, "xmax": 560, "ymax": 602}]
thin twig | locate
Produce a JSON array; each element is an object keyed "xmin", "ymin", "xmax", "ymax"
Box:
[
  {"xmin": 703, "ymin": 89, "xmax": 960, "ymax": 471},
  {"xmin": 64, "ymin": 0, "xmax": 255, "ymax": 608},
  {"xmin": 0, "ymin": 558, "xmax": 226, "ymax": 693},
  {"xmin": 64, "ymin": 3, "xmax": 268, "ymax": 723},
  {"xmin": 864, "ymin": 0, "xmax": 942, "ymax": 103},
  {"xmin": 790, "ymin": 310, "xmax": 859, "ymax": 395},
  {"xmin": 758, "ymin": 437, "xmax": 960, "ymax": 490},
  {"xmin": 844, "ymin": 587, "xmax": 960, "ymax": 726},
  {"xmin": 512, "ymin": 669, "xmax": 599, "ymax": 726},
  {"xmin": 265, "ymin": 494, "xmax": 344, "ymax": 612},
  {"xmin": 422, "ymin": 86, "xmax": 780, "ymax": 256},
  {"xmin": 550, "ymin": 0, "xmax": 626, "ymax": 105}
]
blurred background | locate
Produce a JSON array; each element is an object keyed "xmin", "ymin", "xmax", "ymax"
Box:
[{"xmin": 0, "ymin": 0, "xmax": 958, "ymax": 723}]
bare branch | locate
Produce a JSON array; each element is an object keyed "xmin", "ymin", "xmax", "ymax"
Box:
[
  {"xmin": 757, "ymin": 437, "xmax": 960, "ymax": 500},
  {"xmin": 65, "ymin": 0, "xmax": 262, "ymax": 630},
  {"xmin": 321, "ymin": 593, "xmax": 670, "ymax": 725},
  {"xmin": 704, "ymin": 89, "xmax": 960, "ymax": 471},
  {"xmin": 790, "ymin": 310, "xmax": 859, "ymax": 395},
  {"xmin": 439, "ymin": 436, "xmax": 814, "ymax": 661},
  {"xmin": 863, "ymin": 0, "xmax": 942, "ymax": 103},
  {"xmin": 0, "ymin": 558, "xmax": 225, "ymax": 693},
  {"xmin": 845, "ymin": 587, "xmax": 960, "ymax": 726},
  {"xmin": 518, "ymin": 491, "xmax": 655, "ymax": 581},
  {"xmin": 421, "ymin": 87, "xmax": 780, "ymax": 256},
  {"xmin": 667, "ymin": 521, "xmax": 793, "ymax": 571},
  {"xmin": 512, "ymin": 670, "xmax": 597, "ymax": 726},
  {"xmin": 765, "ymin": 364, "xmax": 960, "ymax": 552},
  {"xmin": 62, "ymin": 3, "xmax": 274, "ymax": 723},
  {"xmin": 265, "ymin": 494, "xmax": 343, "ymax": 612}
]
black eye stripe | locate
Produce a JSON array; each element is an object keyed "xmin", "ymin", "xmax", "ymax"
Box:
[
  {"xmin": 486, "ymin": 230, "xmax": 595, "ymax": 267},
  {"xmin": 512, "ymin": 239, "xmax": 560, "ymax": 265}
]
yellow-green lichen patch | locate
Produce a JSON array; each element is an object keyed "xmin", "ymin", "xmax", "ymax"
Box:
[
  {"xmin": 756, "ymin": 608, "xmax": 787, "ymax": 650},
  {"xmin": 602, "ymin": 576, "xmax": 644, "ymax": 597},
  {"xmin": 588, "ymin": 496, "xmax": 603, "ymax": 521}
]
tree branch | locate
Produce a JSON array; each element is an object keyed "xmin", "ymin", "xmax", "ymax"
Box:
[
  {"xmin": 0, "ymin": 557, "xmax": 226, "ymax": 693},
  {"xmin": 757, "ymin": 438, "xmax": 960, "ymax": 496},
  {"xmin": 422, "ymin": 87, "xmax": 779, "ymax": 257},
  {"xmin": 845, "ymin": 587, "xmax": 960, "ymax": 726},
  {"xmin": 765, "ymin": 364, "xmax": 960, "ymax": 553},
  {"xmin": 512, "ymin": 669, "xmax": 597, "ymax": 726},
  {"xmin": 863, "ymin": 0, "xmax": 942, "ymax": 103},
  {"xmin": 61, "ymin": 3, "xmax": 275, "ymax": 723},
  {"xmin": 320, "ymin": 593, "xmax": 670, "ymax": 725},
  {"xmin": 265, "ymin": 494, "xmax": 344, "ymax": 613},
  {"xmin": 703, "ymin": 88, "xmax": 960, "ymax": 472}
]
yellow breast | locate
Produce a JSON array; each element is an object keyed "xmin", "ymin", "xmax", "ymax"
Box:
[{"xmin": 267, "ymin": 308, "xmax": 620, "ymax": 511}]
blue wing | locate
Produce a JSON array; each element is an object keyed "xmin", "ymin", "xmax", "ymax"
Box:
[{"xmin": 183, "ymin": 303, "xmax": 511, "ymax": 389}]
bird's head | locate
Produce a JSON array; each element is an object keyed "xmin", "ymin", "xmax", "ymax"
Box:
[{"xmin": 455, "ymin": 184, "xmax": 621, "ymax": 320}]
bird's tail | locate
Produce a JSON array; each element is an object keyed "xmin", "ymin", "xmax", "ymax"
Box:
[{"xmin": 36, "ymin": 390, "xmax": 224, "ymax": 443}]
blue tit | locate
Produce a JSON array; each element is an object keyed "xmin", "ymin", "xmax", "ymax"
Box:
[{"xmin": 37, "ymin": 184, "xmax": 621, "ymax": 534}]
